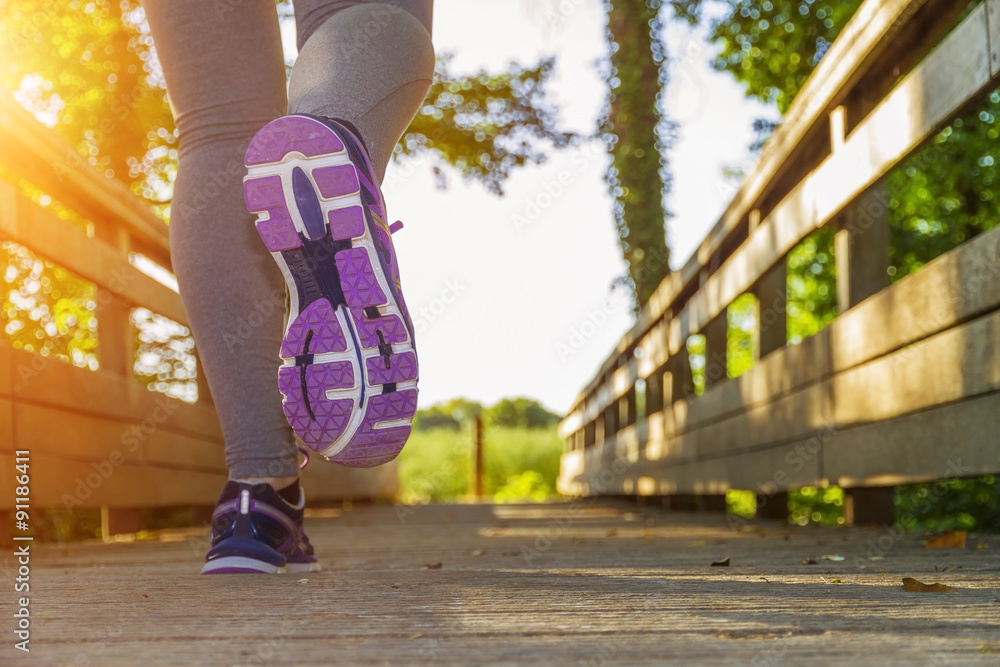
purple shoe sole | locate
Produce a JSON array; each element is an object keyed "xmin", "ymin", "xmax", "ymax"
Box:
[{"xmin": 243, "ymin": 115, "xmax": 418, "ymax": 467}]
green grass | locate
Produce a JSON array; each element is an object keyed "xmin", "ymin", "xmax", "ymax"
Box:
[{"xmin": 397, "ymin": 425, "xmax": 564, "ymax": 504}]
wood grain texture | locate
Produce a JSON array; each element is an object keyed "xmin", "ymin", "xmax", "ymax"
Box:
[{"xmin": 3, "ymin": 502, "xmax": 998, "ymax": 665}]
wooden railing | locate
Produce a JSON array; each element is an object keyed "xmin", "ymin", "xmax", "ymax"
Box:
[
  {"xmin": 0, "ymin": 89, "xmax": 396, "ymax": 540},
  {"xmin": 558, "ymin": 0, "xmax": 1000, "ymax": 522}
]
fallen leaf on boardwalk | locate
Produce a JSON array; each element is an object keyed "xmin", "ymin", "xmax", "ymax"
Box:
[
  {"xmin": 819, "ymin": 555, "xmax": 845, "ymax": 561},
  {"xmin": 935, "ymin": 565, "xmax": 963, "ymax": 573},
  {"xmin": 297, "ymin": 579, "xmax": 309, "ymax": 584},
  {"xmin": 829, "ymin": 579, "xmax": 843, "ymax": 584},
  {"xmin": 710, "ymin": 556, "xmax": 731, "ymax": 567},
  {"xmin": 902, "ymin": 577, "xmax": 956, "ymax": 592},
  {"xmin": 605, "ymin": 529, "xmax": 618, "ymax": 537},
  {"xmin": 689, "ymin": 540, "xmax": 706, "ymax": 547},
  {"xmin": 976, "ymin": 542, "xmax": 989, "ymax": 549},
  {"xmin": 801, "ymin": 558, "xmax": 818, "ymax": 565},
  {"xmin": 925, "ymin": 531, "xmax": 966, "ymax": 549},
  {"xmin": 423, "ymin": 562, "xmax": 443, "ymax": 569},
  {"xmin": 470, "ymin": 549, "xmax": 485, "ymax": 556}
]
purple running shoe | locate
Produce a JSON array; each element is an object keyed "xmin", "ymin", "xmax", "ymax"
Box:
[
  {"xmin": 243, "ymin": 114, "xmax": 418, "ymax": 467},
  {"xmin": 201, "ymin": 481, "xmax": 319, "ymax": 575}
]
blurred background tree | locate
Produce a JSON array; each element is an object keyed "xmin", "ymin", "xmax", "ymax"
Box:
[{"xmin": 599, "ymin": 0, "xmax": 674, "ymax": 309}]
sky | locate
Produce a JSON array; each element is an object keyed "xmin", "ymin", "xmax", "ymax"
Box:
[{"xmin": 287, "ymin": 0, "xmax": 774, "ymax": 414}]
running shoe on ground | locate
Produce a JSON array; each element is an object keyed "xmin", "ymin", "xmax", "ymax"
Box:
[{"xmin": 201, "ymin": 480, "xmax": 319, "ymax": 575}]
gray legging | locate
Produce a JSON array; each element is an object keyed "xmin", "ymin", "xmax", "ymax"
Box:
[{"xmin": 144, "ymin": 1, "xmax": 434, "ymax": 479}]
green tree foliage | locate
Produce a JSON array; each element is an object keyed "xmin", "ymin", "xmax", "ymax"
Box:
[
  {"xmin": 412, "ymin": 398, "xmax": 484, "ymax": 431},
  {"xmin": 0, "ymin": 241, "xmax": 98, "ymax": 369},
  {"xmin": 397, "ymin": 55, "xmax": 574, "ymax": 195},
  {"xmin": 711, "ymin": 0, "xmax": 863, "ymax": 114},
  {"xmin": 600, "ymin": 0, "xmax": 674, "ymax": 308},
  {"xmin": 726, "ymin": 293, "xmax": 756, "ymax": 378},
  {"xmin": 482, "ymin": 396, "xmax": 560, "ymax": 430},
  {"xmin": 887, "ymin": 98, "xmax": 1000, "ymax": 281},
  {"xmin": 0, "ymin": 0, "xmax": 177, "ymax": 208},
  {"xmin": 412, "ymin": 396, "xmax": 558, "ymax": 431},
  {"xmin": 785, "ymin": 227, "xmax": 837, "ymax": 345}
]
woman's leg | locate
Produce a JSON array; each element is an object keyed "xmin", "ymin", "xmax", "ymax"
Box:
[
  {"xmin": 289, "ymin": 0, "xmax": 435, "ymax": 183},
  {"xmin": 144, "ymin": 0, "xmax": 299, "ymax": 485}
]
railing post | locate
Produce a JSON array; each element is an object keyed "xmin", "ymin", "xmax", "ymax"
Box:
[
  {"xmin": 623, "ymin": 387, "xmax": 636, "ymax": 427},
  {"xmin": 644, "ymin": 369, "xmax": 664, "ymax": 416},
  {"xmin": 756, "ymin": 257, "xmax": 788, "ymax": 358},
  {"xmin": 92, "ymin": 222, "xmax": 134, "ymax": 379},
  {"xmin": 702, "ymin": 314, "xmax": 728, "ymax": 391},
  {"xmin": 756, "ymin": 491, "xmax": 789, "ymax": 521},
  {"xmin": 471, "ymin": 417, "xmax": 484, "ymax": 500},
  {"xmin": 101, "ymin": 506, "xmax": 142, "ymax": 541},
  {"xmin": 844, "ymin": 486, "xmax": 896, "ymax": 526},
  {"xmin": 669, "ymin": 352, "xmax": 693, "ymax": 403},
  {"xmin": 836, "ymin": 183, "xmax": 890, "ymax": 312}
]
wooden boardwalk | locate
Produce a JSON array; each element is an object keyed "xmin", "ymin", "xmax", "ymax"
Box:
[{"xmin": 4, "ymin": 502, "xmax": 999, "ymax": 665}]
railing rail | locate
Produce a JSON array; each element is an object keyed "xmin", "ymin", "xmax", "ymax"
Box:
[{"xmin": 559, "ymin": 0, "xmax": 1000, "ymax": 521}]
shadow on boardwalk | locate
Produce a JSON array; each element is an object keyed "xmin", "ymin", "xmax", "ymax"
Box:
[{"xmin": 5, "ymin": 502, "xmax": 999, "ymax": 665}]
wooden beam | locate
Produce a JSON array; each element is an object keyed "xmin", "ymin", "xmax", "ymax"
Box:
[
  {"xmin": 2, "ymin": 190, "xmax": 187, "ymax": 325},
  {"xmin": 0, "ymin": 88, "xmax": 172, "ymax": 268}
]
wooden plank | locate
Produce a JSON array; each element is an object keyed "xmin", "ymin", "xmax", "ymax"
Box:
[
  {"xmin": 834, "ymin": 309, "xmax": 1000, "ymax": 425},
  {"xmin": 16, "ymin": 502, "xmax": 1000, "ymax": 664},
  {"xmin": 0, "ymin": 452, "xmax": 225, "ymax": 509},
  {"xmin": 6, "ymin": 194, "xmax": 187, "ymax": 325},
  {"xmin": 0, "ymin": 179, "xmax": 15, "ymax": 237},
  {"xmin": 990, "ymin": 0, "xmax": 1000, "ymax": 75},
  {"xmin": 830, "ymin": 224, "xmax": 1000, "ymax": 372},
  {"xmin": 302, "ymin": 460, "xmax": 400, "ymax": 503},
  {"xmin": 685, "ymin": 5, "xmax": 993, "ymax": 352},
  {"xmin": 824, "ymin": 391, "xmax": 1000, "ymax": 486},
  {"xmin": 11, "ymin": 402, "xmax": 225, "ymax": 472},
  {"xmin": 0, "ymin": 340, "xmax": 11, "ymax": 397},
  {"xmin": 669, "ymin": 381, "xmax": 835, "ymax": 462},
  {"xmin": 8, "ymin": 345, "xmax": 223, "ymax": 441},
  {"xmin": 642, "ymin": 440, "xmax": 824, "ymax": 495},
  {"xmin": 0, "ymin": 399, "xmax": 12, "ymax": 454}
]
